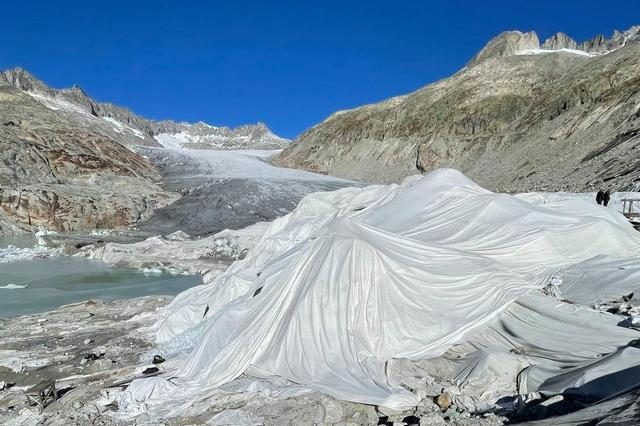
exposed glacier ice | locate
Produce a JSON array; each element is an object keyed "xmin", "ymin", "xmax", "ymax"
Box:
[{"xmin": 136, "ymin": 146, "xmax": 353, "ymax": 235}]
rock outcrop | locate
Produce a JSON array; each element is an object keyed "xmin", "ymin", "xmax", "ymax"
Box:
[
  {"xmin": 275, "ymin": 26, "xmax": 640, "ymax": 192},
  {"xmin": 468, "ymin": 30, "xmax": 540, "ymax": 66},
  {"xmin": 0, "ymin": 76, "xmax": 179, "ymax": 234},
  {"xmin": 541, "ymin": 32, "xmax": 578, "ymax": 50}
]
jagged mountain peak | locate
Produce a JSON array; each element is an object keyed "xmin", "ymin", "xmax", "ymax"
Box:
[
  {"xmin": 1, "ymin": 67, "xmax": 50, "ymax": 93},
  {"xmin": 469, "ymin": 25, "xmax": 640, "ymax": 66},
  {"xmin": 65, "ymin": 84, "xmax": 88, "ymax": 95},
  {"xmin": 276, "ymin": 23, "xmax": 640, "ymax": 192},
  {"xmin": 1, "ymin": 67, "xmax": 289, "ymax": 150},
  {"xmin": 467, "ymin": 30, "xmax": 540, "ymax": 66},
  {"xmin": 578, "ymin": 25, "xmax": 640, "ymax": 53},
  {"xmin": 154, "ymin": 119, "xmax": 289, "ymax": 150},
  {"xmin": 541, "ymin": 32, "xmax": 577, "ymax": 50}
]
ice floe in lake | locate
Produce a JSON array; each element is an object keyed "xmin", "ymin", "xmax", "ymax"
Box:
[
  {"xmin": 0, "ymin": 283, "xmax": 27, "ymax": 289},
  {"xmin": 0, "ymin": 244, "xmax": 61, "ymax": 263}
]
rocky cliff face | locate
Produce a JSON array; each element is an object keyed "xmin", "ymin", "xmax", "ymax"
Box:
[
  {"xmin": 541, "ymin": 32, "xmax": 578, "ymax": 50},
  {"xmin": 276, "ymin": 26, "xmax": 640, "ymax": 192},
  {"xmin": 0, "ymin": 80, "xmax": 179, "ymax": 234}
]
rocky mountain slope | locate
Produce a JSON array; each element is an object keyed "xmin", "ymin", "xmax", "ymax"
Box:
[
  {"xmin": 0, "ymin": 76, "xmax": 178, "ymax": 234},
  {"xmin": 0, "ymin": 69, "xmax": 288, "ymax": 234},
  {"xmin": 276, "ymin": 26, "xmax": 640, "ymax": 192}
]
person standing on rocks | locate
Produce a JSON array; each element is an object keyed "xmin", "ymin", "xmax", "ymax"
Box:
[
  {"xmin": 604, "ymin": 190, "xmax": 611, "ymax": 207},
  {"xmin": 596, "ymin": 190, "xmax": 604, "ymax": 205}
]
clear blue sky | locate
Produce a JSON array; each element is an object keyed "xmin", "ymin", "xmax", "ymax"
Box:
[{"xmin": 2, "ymin": 1, "xmax": 638, "ymax": 139}]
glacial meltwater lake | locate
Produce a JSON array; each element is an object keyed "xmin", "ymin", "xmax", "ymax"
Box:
[{"xmin": 0, "ymin": 235, "xmax": 202, "ymax": 318}]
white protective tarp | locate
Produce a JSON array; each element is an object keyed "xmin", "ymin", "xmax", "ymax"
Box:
[
  {"xmin": 412, "ymin": 292, "xmax": 640, "ymax": 410},
  {"xmin": 125, "ymin": 169, "xmax": 640, "ymax": 411}
]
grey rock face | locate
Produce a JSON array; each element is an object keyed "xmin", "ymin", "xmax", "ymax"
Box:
[
  {"xmin": 2, "ymin": 67, "xmax": 51, "ymax": 93},
  {"xmin": 276, "ymin": 26, "xmax": 640, "ymax": 193},
  {"xmin": 541, "ymin": 32, "xmax": 577, "ymax": 50},
  {"xmin": 0, "ymin": 76, "xmax": 178, "ymax": 234},
  {"xmin": 467, "ymin": 31, "xmax": 540, "ymax": 66}
]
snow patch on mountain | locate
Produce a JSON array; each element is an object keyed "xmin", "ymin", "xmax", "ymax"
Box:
[
  {"xmin": 103, "ymin": 116, "xmax": 146, "ymax": 139},
  {"xmin": 26, "ymin": 91, "xmax": 92, "ymax": 116},
  {"xmin": 515, "ymin": 48, "xmax": 597, "ymax": 57},
  {"xmin": 154, "ymin": 122, "xmax": 290, "ymax": 150}
]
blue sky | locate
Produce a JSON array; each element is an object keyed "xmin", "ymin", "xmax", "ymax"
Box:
[{"xmin": 2, "ymin": 1, "xmax": 638, "ymax": 138}]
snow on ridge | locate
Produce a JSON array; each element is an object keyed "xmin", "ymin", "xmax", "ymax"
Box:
[
  {"xmin": 103, "ymin": 116, "xmax": 124, "ymax": 133},
  {"xmin": 515, "ymin": 47, "xmax": 598, "ymax": 57},
  {"xmin": 26, "ymin": 91, "xmax": 92, "ymax": 115},
  {"xmin": 102, "ymin": 116, "xmax": 146, "ymax": 139},
  {"xmin": 195, "ymin": 121, "xmax": 219, "ymax": 130},
  {"xmin": 154, "ymin": 127, "xmax": 288, "ymax": 150},
  {"xmin": 26, "ymin": 91, "xmax": 146, "ymax": 140}
]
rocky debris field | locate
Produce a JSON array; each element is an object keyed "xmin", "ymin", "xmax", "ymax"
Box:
[
  {"xmin": 0, "ymin": 296, "xmax": 169, "ymax": 425},
  {"xmin": 0, "ymin": 77, "xmax": 178, "ymax": 235}
]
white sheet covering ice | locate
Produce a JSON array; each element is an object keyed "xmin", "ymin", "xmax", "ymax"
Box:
[
  {"xmin": 122, "ymin": 169, "xmax": 640, "ymax": 412},
  {"xmin": 549, "ymin": 256, "xmax": 640, "ymax": 307},
  {"xmin": 414, "ymin": 292, "xmax": 640, "ymax": 410}
]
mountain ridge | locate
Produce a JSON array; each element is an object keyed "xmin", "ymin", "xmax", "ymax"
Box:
[
  {"xmin": 275, "ymin": 25, "xmax": 640, "ymax": 192},
  {"xmin": 1, "ymin": 67, "xmax": 289, "ymax": 150}
]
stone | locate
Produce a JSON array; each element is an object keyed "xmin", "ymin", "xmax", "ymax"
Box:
[
  {"xmin": 435, "ymin": 393, "xmax": 452, "ymax": 411},
  {"xmin": 402, "ymin": 415, "xmax": 421, "ymax": 425}
]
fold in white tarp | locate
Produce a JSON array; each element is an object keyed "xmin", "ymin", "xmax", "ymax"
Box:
[
  {"xmin": 412, "ymin": 292, "xmax": 640, "ymax": 410},
  {"xmin": 549, "ymin": 255, "xmax": 640, "ymax": 306},
  {"xmin": 124, "ymin": 169, "xmax": 640, "ymax": 411}
]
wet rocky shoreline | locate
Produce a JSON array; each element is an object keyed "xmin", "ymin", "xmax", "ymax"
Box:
[{"xmin": 0, "ymin": 296, "xmax": 169, "ymax": 425}]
